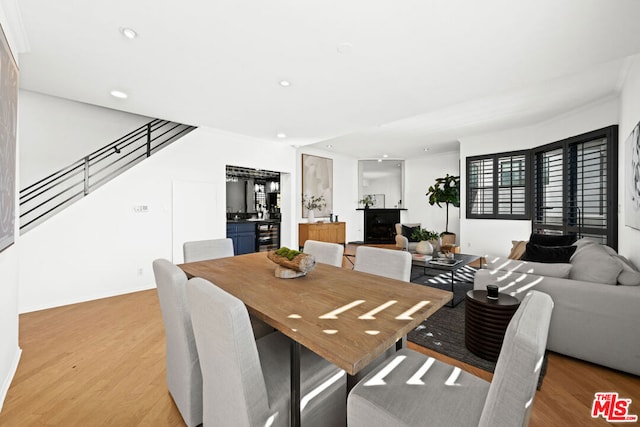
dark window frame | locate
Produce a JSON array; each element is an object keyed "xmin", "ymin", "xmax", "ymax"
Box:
[
  {"xmin": 466, "ymin": 150, "xmax": 532, "ymax": 220},
  {"xmin": 531, "ymin": 125, "xmax": 618, "ymax": 250}
]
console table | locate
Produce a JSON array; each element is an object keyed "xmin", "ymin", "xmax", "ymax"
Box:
[{"xmin": 298, "ymin": 222, "xmax": 346, "ymax": 248}]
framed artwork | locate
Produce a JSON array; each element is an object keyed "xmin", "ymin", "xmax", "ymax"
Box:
[
  {"xmin": 0, "ymin": 23, "xmax": 18, "ymax": 253},
  {"xmin": 625, "ymin": 120, "xmax": 640, "ymax": 230},
  {"xmin": 302, "ymin": 154, "xmax": 333, "ymax": 217}
]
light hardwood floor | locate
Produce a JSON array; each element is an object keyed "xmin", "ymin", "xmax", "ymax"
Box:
[{"xmin": 1, "ymin": 287, "xmax": 638, "ymax": 426}]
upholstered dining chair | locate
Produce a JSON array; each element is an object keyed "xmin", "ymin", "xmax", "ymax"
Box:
[
  {"xmin": 183, "ymin": 237, "xmax": 234, "ymax": 263},
  {"xmin": 303, "ymin": 240, "xmax": 345, "ymax": 267},
  {"xmin": 347, "ymin": 290, "xmax": 554, "ymax": 427},
  {"xmin": 186, "ymin": 277, "xmax": 347, "ymax": 427},
  {"xmin": 353, "ymin": 246, "xmax": 412, "ymax": 282},
  {"xmin": 152, "ymin": 258, "xmax": 202, "ymax": 427},
  {"xmin": 183, "ymin": 237, "xmax": 274, "ymax": 339}
]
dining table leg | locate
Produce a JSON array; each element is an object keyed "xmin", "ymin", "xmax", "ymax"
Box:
[{"xmin": 291, "ymin": 340, "xmax": 301, "ymax": 427}]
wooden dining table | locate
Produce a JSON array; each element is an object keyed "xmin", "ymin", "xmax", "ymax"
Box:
[{"xmin": 179, "ymin": 251, "xmax": 452, "ymax": 427}]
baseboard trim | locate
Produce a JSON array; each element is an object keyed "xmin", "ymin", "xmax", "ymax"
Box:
[{"xmin": 0, "ymin": 347, "xmax": 22, "ymax": 412}]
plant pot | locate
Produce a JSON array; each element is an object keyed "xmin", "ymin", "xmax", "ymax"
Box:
[
  {"xmin": 415, "ymin": 240, "xmax": 433, "ymax": 255},
  {"xmin": 441, "ymin": 232, "xmax": 456, "ymax": 246},
  {"xmin": 429, "ymin": 239, "xmax": 441, "ymax": 253}
]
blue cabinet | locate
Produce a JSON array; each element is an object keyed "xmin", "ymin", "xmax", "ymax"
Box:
[{"xmin": 226, "ymin": 223, "xmax": 257, "ymax": 255}]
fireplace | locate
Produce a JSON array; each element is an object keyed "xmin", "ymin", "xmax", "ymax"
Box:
[{"xmin": 362, "ymin": 209, "xmax": 401, "ymax": 244}]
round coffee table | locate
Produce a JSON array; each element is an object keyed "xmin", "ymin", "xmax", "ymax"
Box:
[{"xmin": 465, "ymin": 290, "xmax": 520, "ymax": 362}]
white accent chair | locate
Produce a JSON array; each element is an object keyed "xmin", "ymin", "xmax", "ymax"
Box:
[
  {"xmin": 184, "ymin": 237, "xmax": 274, "ymax": 339},
  {"xmin": 186, "ymin": 277, "xmax": 347, "ymax": 427},
  {"xmin": 183, "ymin": 238, "xmax": 234, "ymax": 262},
  {"xmin": 303, "ymin": 240, "xmax": 344, "ymax": 267},
  {"xmin": 152, "ymin": 259, "xmax": 202, "ymax": 427},
  {"xmin": 347, "ymin": 291, "xmax": 554, "ymax": 427},
  {"xmin": 353, "ymin": 246, "xmax": 412, "ymax": 282},
  {"xmin": 394, "ymin": 223, "xmax": 421, "ymax": 252}
]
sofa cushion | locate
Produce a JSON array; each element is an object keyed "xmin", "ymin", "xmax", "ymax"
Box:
[
  {"xmin": 583, "ymin": 240, "xmax": 640, "ymax": 286},
  {"xmin": 508, "ymin": 240, "xmax": 527, "ymax": 260},
  {"xmin": 529, "ymin": 233, "xmax": 577, "ymax": 247},
  {"xmin": 484, "ymin": 257, "xmax": 572, "ymax": 278},
  {"xmin": 402, "ymin": 225, "xmax": 421, "ymax": 242},
  {"xmin": 569, "ymin": 240, "xmax": 622, "ymax": 285},
  {"xmin": 521, "ymin": 242, "xmax": 576, "ymax": 263}
]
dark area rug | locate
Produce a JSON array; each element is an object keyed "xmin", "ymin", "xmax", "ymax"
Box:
[{"xmin": 408, "ymin": 266, "xmax": 548, "ymax": 386}]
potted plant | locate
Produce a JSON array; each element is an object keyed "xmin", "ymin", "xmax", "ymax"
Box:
[
  {"xmin": 303, "ymin": 194, "xmax": 326, "ymax": 222},
  {"xmin": 425, "ymin": 174, "xmax": 460, "ymax": 245},
  {"xmin": 410, "ymin": 228, "xmax": 442, "ymax": 254},
  {"xmin": 359, "ymin": 194, "xmax": 375, "ymax": 209}
]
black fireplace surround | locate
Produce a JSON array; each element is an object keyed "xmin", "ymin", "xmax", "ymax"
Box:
[{"xmin": 360, "ymin": 208, "xmax": 402, "ymax": 244}]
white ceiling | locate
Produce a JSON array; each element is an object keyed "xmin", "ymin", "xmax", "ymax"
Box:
[{"xmin": 10, "ymin": 0, "xmax": 640, "ymax": 159}]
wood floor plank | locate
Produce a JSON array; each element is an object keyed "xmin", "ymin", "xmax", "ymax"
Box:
[{"xmin": 0, "ymin": 288, "xmax": 638, "ymax": 426}]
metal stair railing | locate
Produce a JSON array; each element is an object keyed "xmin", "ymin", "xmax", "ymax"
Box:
[{"xmin": 19, "ymin": 119, "xmax": 196, "ymax": 233}]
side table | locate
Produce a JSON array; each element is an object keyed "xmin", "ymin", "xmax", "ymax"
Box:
[{"xmin": 465, "ymin": 290, "xmax": 520, "ymax": 362}]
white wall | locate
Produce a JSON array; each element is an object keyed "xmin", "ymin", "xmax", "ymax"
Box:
[
  {"xmin": 297, "ymin": 147, "xmax": 361, "ymax": 243},
  {"xmin": 404, "ymin": 151, "xmax": 461, "ymax": 239},
  {"xmin": 619, "ymin": 55, "xmax": 640, "ymax": 267},
  {"xmin": 18, "ymin": 90, "xmax": 152, "ymax": 187},
  {"xmin": 459, "ymin": 97, "xmax": 619, "ymax": 258},
  {"xmin": 18, "ymin": 127, "xmax": 297, "ymax": 312},
  {"xmin": 0, "ymin": 6, "xmax": 21, "ymax": 411}
]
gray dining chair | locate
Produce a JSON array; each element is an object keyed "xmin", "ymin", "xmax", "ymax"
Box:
[
  {"xmin": 183, "ymin": 238, "xmax": 234, "ymax": 262},
  {"xmin": 184, "ymin": 237, "xmax": 274, "ymax": 339},
  {"xmin": 351, "ymin": 246, "xmax": 412, "ymax": 383},
  {"xmin": 347, "ymin": 290, "xmax": 554, "ymax": 427},
  {"xmin": 186, "ymin": 277, "xmax": 347, "ymax": 427},
  {"xmin": 353, "ymin": 246, "xmax": 412, "ymax": 282},
  {"xmin": 303, "ymin": 240, "xmax": 345, "ymax": 267},
  {"xmin": 152, "ymin": 258, "xmax": 202, "ymax": 427}
]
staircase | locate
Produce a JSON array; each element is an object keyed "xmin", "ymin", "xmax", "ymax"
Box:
[{"xmin": 19, "ymin": 119, "xmax": 196, "ymax": 233}]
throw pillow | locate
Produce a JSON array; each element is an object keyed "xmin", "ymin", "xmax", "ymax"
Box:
[
  {"xmin": 521, "ymin": 242, "xmax": 577, "ymax": 263},
  {"xmin": 402, "ymin": 225, "xmax": 420, "ymax": 242},
  {"xmin": 587, "ymin": 243, "xmax": 640, "ymax": 285},
  {"xmin": 529, "ymin": 233, "xmax": 577, "ymax": 247},
  {"xmin": 508, "ymin": 240, "xmax": 528, "ymax": 260},
  {"xmin": 569, "ymin": 241, "xmax": 623, "ymax": 285}
]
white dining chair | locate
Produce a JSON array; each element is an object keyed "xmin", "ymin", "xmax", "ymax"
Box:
[
  {"xmin": 303, "ymin": 240, "xmax": 345, "ymax": 267},
  {"xmin": 183, "ymin": 238, "xmax": 234, "ymax": 262},
  {"xmin": 347, "ymin": 291, "xmax": 554, "ymax": 427},
  {"xmin": 183, "ymin": 237, "xmax": 274, "ymax": 339},
  {"xmin": 186, "ymin": 277, "xmax": 347, "ymax": 426},
  {"xmin": 353, "ymin": 246, "xmax": 412, "ymax": 282},
  {"xmin": 152, "ymin": 258, "xmax": 202, "ymax": 427}
]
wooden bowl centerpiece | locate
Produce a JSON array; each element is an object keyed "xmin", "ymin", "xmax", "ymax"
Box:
[{"xmin": 267, "ymin": 247, "xmax": 316, "ymax": 278}]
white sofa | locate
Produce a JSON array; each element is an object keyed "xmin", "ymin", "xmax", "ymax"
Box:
[{"xmin": 474, "ymin": 239, "xmax": 640, "ymax": 376}]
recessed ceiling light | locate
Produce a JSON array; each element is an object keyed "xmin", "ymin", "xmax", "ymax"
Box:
[
  {"xmin": 120, "ymin": 27, "xmax": 137, "ymax": 39},
  {"xmin": 382, "ymin": 154, "xmax": 388, "ymax": 158},
  {"xmin": 279, "ymin": 80, "xmax": 291, "ymax": 87},
  {"xmin": 337, "ymin": 42, "xmax": 353, "ymax": 54},
  {"xmin": 424, "ymin": 148, "xmax": 430, "ymax": 152},
  {"xmin": 326, "ymin": 144, "xmax": 333, "ymax": 148},
  {"xmin": 377, "ymin": 159, "xmax": 382, "ymax": 162},
  {"xmin": 110, "ymin": 90, "xmax": 128, "ymax": 99},
  {"xmin": 276, "ymin": 132, "xmax": 287, "ymax": 139}
]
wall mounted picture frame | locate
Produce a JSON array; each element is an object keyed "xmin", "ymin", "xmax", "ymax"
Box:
[
  {"xmin": 0, "ymin": 23, "xmax": 18, "ymax": 254},
  {"xmin": 302, "ymin": 154, "xmax": 333, "ymax": 218},
  {"xmin": 625, "ymin": 120, "xmax": 640, "ymax": 231}
]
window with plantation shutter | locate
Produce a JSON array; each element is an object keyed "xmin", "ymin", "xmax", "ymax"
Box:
[
  {"xmin": 467, "ymin": 150, "xmax": 530, "ymax": 219},
  {"xmin": 532, "ymin": 126, "xmax": 618, "ymax": 248}
]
